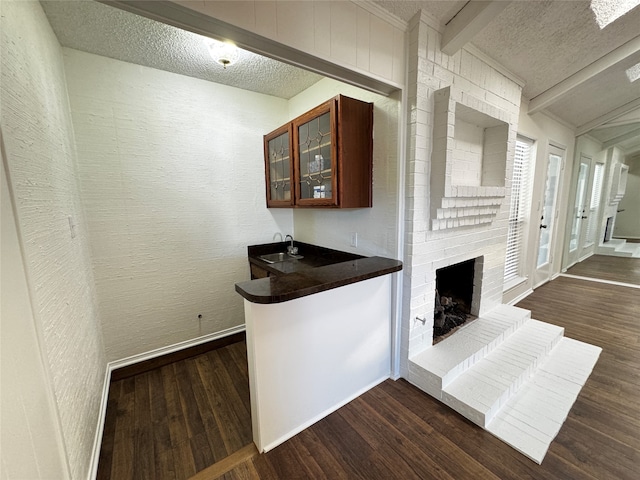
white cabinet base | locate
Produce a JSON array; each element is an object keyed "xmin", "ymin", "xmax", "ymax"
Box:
[{"xmin": 244, "ymin": 275, "xmax": 392, "ymax": 452}]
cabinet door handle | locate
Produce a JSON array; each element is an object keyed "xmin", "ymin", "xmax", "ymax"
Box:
[{"xmin": 540, "ymin": 224, "xmax": 548, "ymax": 229}]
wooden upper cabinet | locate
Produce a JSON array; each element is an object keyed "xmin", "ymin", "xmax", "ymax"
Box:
[
  {"xmin": 264, "ymin": 123, "xmax": 294, "ymax": 207},
  {"xmin": 263, "ymin": 95, "xmax": 373, "ymax": 208}
]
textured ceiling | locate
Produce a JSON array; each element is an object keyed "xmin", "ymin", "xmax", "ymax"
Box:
[
  {"xmin": 471, "ymin": 1, "xmax": 640, "ymax": 99},
  {"xmin": 375, "ymin": 0, "xmax": 640, "ymax": 150},
  {"xmin": 42, "ymin": 0, "xmax": 640, "ymax": 150},
  {"xmin": 40, "ymin": 0, "xmax": 323, "ymax": 100},
  {"xmin": 545, "ymin": 50, "xmax": 640, "ymax": 128}
]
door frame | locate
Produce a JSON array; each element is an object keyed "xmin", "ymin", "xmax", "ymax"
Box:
[{"xmin": 532, "ymin": 142, "xmax": 567, "ymax": 288}]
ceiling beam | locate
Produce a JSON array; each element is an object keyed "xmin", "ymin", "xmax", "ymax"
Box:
[
  {"xmin": 529, "ymin": 35, "xmax": 640, "ymax": 114},
  {"xmin": 441, "ymin": 1, "xmax": 512, "ymax": 56},
  {"xmin": 602, "ymin": 127, "xmax": 640, "ymax": 149},
  {"xmin": 577, "ymin": 97, "xmax": 640, "ymax": 135}
]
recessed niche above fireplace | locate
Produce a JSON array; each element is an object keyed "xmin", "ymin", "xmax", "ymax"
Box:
[{"xmin": 430, "ymin": 86, "xmax": 513, "ymax": 231}]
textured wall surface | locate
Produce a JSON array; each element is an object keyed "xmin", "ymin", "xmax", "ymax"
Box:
[
  {"xmin": 0, "ymin": 2, "xmax": 106, "ymax": 479},
  {"xmin": 401, "ymin": 11, "xmax": 524, "ymax": 372},
  {"xmin": 287, "ymin": 77, "xmax": 401, "ymax": 258},
  {"xmin": 63, "ymin": 49, "xmax": 294, "ymax": 361},
  {"xmin": 1, "ymin": 156, "xmax": 69, "ymax": 480}
]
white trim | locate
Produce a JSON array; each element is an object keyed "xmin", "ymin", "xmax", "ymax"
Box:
[
  {"xmin": 506, "ymin": 288, "xmax": 534, "ymax": 306},
  {"xmin": 355, "ymin": 0, "xmax": 408, "ymax": 31},
  {"xmin": 441, "ymin": 1, "xmax": 511, "ymax": 56},
  {"xmin": 560, "ymin": 273, "xmax": 640, "ymax": 290},
  {"xmin": 108, "ymin": 325, "xmax": 245, "ymax": 371},
  {"xmin": 87, "ymin": 325, "xmax": 247, "ymax": 479},
  {"xmin": 463, "ymin": 44, "xmax": 526, "ymax": 88},
  {"xmin": 87, "ymin": 368, "xmax": 112, "ymax": 480},
  {"xmin": 261, "ymin": 375, "xmax": 388, "ymax": 452}
]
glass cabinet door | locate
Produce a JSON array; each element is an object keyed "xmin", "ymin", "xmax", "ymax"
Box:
[
  {"xmin": 294, "ymin": 100, "xmax": 338, "ymax": 206},
  {"xmin": 264, "ymin": 124, "xmax": 294, "ymax": 206}
]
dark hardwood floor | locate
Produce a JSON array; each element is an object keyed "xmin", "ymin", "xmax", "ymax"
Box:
[
  {"xmin": 566, "ymin": 254, "xmax": 640, "ymax": 285},
  {"xmin": 97, "ymin": 341, "xmax": 252, "ymax": 480},
  {"xmin": 221, "ymin": 275, "xmax": 640, "ymax": 480},
  {"xmin": 99, "ymin": 270, "xmax": 640, "ymax": 479}
]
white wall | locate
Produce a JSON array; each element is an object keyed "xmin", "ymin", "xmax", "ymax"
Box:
[
  {"xmin": 287, "ymin": 78, "xmax": 401, "ymax": 257},
  {"xmin": 63, "ymin": 49, "xmax": 294, "ymax": 361},
  {"xmin": 0, "ymin": 2, "xmax": 106, "ymax": 479},
  {"xmin": 1, "ymin": 155, "xmax": 68, "ymax": 480},
  {"xmin": 504, "ymin": 102, "xmax": 576, "ymax": 303},
  {"xmin": 614, "ymin": 155, "xmax": 640, "ymax": 238}
]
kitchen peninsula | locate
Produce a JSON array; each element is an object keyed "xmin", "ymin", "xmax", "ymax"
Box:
[{"xmin": 236, "ymin": 241, "xmax": 402, "ymax": 452}]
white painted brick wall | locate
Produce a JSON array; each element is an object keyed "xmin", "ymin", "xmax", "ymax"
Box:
[
  {"xmin": 63, "ymin": 49, "xmax": 295, "ymax": 362},
  {"xmin": 1, "ymin": 3, "xmax": 106, "ymax": 479},
  {"xmin": 402, "ymin": 11, "xmax": 523, "ymax": 369}
]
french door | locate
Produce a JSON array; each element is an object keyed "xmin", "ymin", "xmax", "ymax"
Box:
[
  {"xmin": 533, "ymin": 145, "xmax": 565, "ymax": 287},
  {"xmin": 567, "ymin": 156, "xmax": 590, "ymax": 266},
  {"xmin": 567, "ymin": 155, "xmax": 605, "ymax": 266}
]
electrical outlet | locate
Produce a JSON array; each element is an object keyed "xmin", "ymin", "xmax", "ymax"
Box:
[{"xmin": 350, "ymin": 232, "xmax": 358, "ymax": 247}]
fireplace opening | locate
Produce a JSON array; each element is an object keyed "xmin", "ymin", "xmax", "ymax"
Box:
[
  {"xmin": 434, "ymin": 258, "xmax": 477, "ymax": 343},
  {"xmin": 604, "ymin": 216, "xmax": 614, "ymax": 243}
]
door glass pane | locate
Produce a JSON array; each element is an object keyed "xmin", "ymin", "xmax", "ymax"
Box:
[
  {"xmin": 569, "ymin": 162, "xmax": 589, "ymax": 252},
  {"xmin": 267, "ymin": 131, "xmax": 291, "ymax": 201},
  {"xmin": 537, "ymin": 154, "xmax": 561, "ymax": 268},
  {"xmin": 298, "ymin": 112, "xmax": 333, "ymax": 200}
]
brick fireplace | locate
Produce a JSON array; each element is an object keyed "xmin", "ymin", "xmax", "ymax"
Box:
[{"xmin": 400, "ymin": 11, "xmax": 523, "ymax": 374}]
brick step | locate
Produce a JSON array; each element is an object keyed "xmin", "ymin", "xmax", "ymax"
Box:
[
  {"xmin": 408, "ymin": 304, "xmax": 531, "ymax": 398},
  {"xmin": 441, "ymin": 319, "xmax": 564, "ymax": 428},
  {"xmin": 486, "ymin": 337, "xmax": 602, "ymax": 464},
  {"xmin": 596, "ymin": 239, "xmax": 636, "ymax": 257}
]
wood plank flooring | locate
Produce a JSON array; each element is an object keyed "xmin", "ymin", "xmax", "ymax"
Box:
[
  {"xmin": 97, "ymin": 341, "xmax": 252, "ymax": 480},
  {"xmin": 99, "ymin": 270, "xmax": 640, "ymax": 479},
  {"xmin": 221, "ymin": 275, "xmax": 639, "ymax": 480},
  {"xmin": 566, "ymin": 254, "xmax": 640, "ymax": 285}
]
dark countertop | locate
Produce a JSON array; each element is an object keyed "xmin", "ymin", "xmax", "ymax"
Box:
[{"xmin": 236, "ymin": 242, "xmax": 402, "ymax": 304}]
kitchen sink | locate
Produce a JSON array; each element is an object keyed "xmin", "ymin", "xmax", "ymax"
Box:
[{"xmin": 259, "ymin": 252, "xmax": 304, "ymax": 264}]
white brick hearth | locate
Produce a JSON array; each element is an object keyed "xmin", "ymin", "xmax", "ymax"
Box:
[{"xmin": 408, "ymin": 304, "xmax": 601, "ymax": 464}]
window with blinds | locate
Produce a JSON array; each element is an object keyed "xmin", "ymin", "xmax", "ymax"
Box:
[{"xmin": 504, "ymin": 136, "xmax": 534, "ymax": 285}]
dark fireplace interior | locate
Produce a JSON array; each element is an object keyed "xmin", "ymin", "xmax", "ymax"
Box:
[
  {"xmin": 434, "ymin": 259, "xmax": 475, "ymax": 343},
  {"xmin": 604, "ymin": 216, "xmax": 614, "ymax": 243}
]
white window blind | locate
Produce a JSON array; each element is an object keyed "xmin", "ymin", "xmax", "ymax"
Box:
[{"xmin": 504, "ymin": 136, "xmax": 533, "ymax": 284}]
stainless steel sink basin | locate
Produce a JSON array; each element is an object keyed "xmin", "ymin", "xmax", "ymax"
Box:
[{"xmin": 259, "ymin": 252, "xmax": 303, "ymax": 264}]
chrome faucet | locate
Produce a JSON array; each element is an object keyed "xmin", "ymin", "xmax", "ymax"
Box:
[{"xmin": 284, "ymin": 234, "xmax": 298, "ymax": 255}]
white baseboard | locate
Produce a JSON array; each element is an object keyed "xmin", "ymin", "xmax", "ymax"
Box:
[
  {"xmin": 88, "ymin": 364, "xmax": 111, "ymax": 480},
  {"xmin": 506, "ymin": 288, "xmax": 534, "ymax": 306},
  {"xmin": 108, "ymin": 325, "xmax": 246, "ymax": 371},
  {"xmin": 87, "ymin": 325, "xmax": 246, "ymax": 479}
]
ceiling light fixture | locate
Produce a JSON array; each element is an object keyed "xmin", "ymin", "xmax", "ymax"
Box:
[
  {"xmin": 626, "ymin": 62, "xmax": 640, "ymax": 82},
  {"xmin": 590, "ymin": 0, "xmax": 640, "ymax": 28},
  {"xmin": 205, "ymin": 38, "xmax": 239, "ymax": 69}
]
